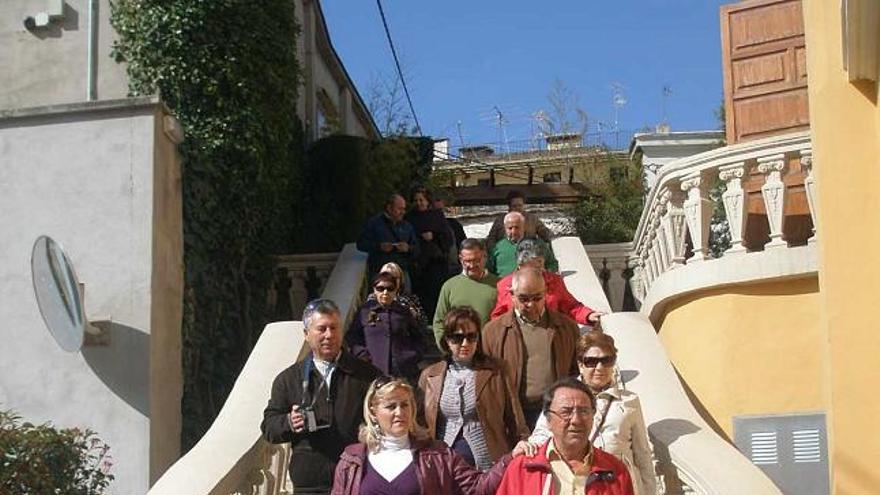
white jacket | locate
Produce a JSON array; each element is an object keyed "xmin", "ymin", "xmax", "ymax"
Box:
[{"xmin": 529, "ymin": 383, "xmax": 656, "ymax": 495}]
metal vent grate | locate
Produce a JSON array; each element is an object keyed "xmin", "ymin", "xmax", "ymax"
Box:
[
  {"xmin": 750, "ymin": 431, "xmax": 779, "ymax": 465},
  {"xmin": 792, "ymin": 429, "xmax": 822, "ymax": 463},
  {"xmin": 733, "ymin": 412, "xmax": 829, "ymax": 495}
]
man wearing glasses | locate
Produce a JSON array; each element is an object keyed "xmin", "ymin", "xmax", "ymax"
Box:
[
  {"xmin": 261, "ymin": 299, "xmax": 381, "ymax": 494},
  {"xmin": 496, "ymin": 378, "xmax": 635, "ymax": 494},
  {"xmin": 482, "ymin": 267, "xmax": 579, "ymax": 428}
]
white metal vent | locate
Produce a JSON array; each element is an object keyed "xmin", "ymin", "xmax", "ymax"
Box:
[
  {"xmin": 792, "ymin": 429, "xmax": 822, "ymax": 463},
  {"xmin": 750, "ymin": 432, "xmax": 779, "ymax": 465},
  {"xmin": 733, "ymin": 412, "xmax": 829, "ymax": 495}
]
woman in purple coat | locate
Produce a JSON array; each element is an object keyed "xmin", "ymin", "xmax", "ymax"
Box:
[{"xmin": 345, "ymin": 273, "xmax": 426, "ymax": 384}]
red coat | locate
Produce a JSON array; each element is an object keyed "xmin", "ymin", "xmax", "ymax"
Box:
[
  {"xmin": 495, "ymin": 441, "xmax": 634, "ymax": 495},
  {"xmin": 491, "ymin": 271, "xmax": 595, "ymax": 324}
]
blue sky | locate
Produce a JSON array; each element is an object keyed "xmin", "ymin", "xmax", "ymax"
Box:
[{"xmin": 322, "ymin": 1, "xmax": 730, "ymax": 146}]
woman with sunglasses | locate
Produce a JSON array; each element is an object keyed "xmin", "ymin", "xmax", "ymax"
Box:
[
  {"xmin": 523, "ymin": 330, "xmax": 656, "ymax": 495},
  {"xmin": 346, "ymin": 273, "xmax": 426, "ymax": 384},
  {"xmin": 419, "ymin": 306, "xmax": 529, "ymax": 471},
  {"xmin": 331, "ymin": 376, "xmax": 524, "ymax": 495}
]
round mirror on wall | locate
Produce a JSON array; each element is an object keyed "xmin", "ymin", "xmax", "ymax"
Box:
[{"xmin": 31, "ymin": 236, "xmax": 86, "ymax": 352}]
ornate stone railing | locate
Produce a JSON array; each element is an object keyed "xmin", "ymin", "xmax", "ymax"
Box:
[
  {"xmin": 629, "ymin": 131, "xmax": 815, "ymax": 303},
  {"xmin": 148, "ymin": 244, "xmax": 368, "ymax": 495},
  {"xmin": 267, "ymin": 252, "xmax": 339, "ymax": 322},
  {"xmin": 584, "ymin": 241, "xmax": 634, "ymax": 312}
]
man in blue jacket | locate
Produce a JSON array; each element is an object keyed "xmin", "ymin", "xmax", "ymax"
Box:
[{"xmin": 357, "ymin": 193, "xmax": 420, "ymax": 284}]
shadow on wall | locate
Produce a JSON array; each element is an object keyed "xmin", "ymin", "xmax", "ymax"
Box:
[
  {"xmin": 649, "ymin": 418, "xmax": 701, "ymax": 493},
  {"xmin": 25, "ymin": 3, "xmax": 80, "ymax": 40},
  {"xmin": 82, "ymin": 322, "xmax": 149, "ymax": 416}
]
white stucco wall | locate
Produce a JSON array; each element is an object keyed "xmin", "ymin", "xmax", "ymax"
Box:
[
  {"xmin": 0, "ymin": 97, "xmax": 182, "ymax": 494},
  {"xmin": 0, "ymin": 0, "xmax": 128, "ymax": 111}
]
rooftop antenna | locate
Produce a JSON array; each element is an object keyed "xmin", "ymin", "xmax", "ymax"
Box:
[
  {"xmin": 493, "ymin": 105, "xmax": 510, "ymax": 154},
  {"xmin": 661, "ymin": 84, "xmax": 673, "ymax": 127},
  {"xmin": 611, "ymin": 82, "xmax": 627, "ymax": 149},
  {"xmin": 456, "ymin": 120, "xmax": 465, "ymax": 149}
]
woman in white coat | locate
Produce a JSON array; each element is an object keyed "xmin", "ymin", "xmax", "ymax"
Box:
[{"xmin": 525, "ymin": 331, "xmax": 656, "ymax": 495}]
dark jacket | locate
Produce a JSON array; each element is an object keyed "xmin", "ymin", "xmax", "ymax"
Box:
[
  {"xmin": 419, "ymin": 357, "xmax": 529, "ymax": 462},
  {"xmin": 404, "ymin": 207, "xmax": 453, "ymax": 267},
  {"xmin": 261, "ymin": 351, "xmax": 381, "ymax": 494},
  {"xmin": 481, "ymin": 309, "xmax": 580, "ymax": 404},
  {"xmin": 345, "ymin": 299, "xmax": 426, "ymax": 383},
  {"xmin": 330, "ymin": 439, "xmax": 511, "ymax": 495},
  {"xmin": 356, "ymin": 213, "xmax": 420, "ymax": 276}
]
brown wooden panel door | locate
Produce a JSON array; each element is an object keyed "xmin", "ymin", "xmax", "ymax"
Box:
[{"xmin": 721, "ymin": 0, "xmax": 810, "ymax": 144}]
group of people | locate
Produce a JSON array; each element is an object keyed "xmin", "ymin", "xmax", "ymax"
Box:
[{"xmin": 262, "ymin": 188, "xmax": 655, "ymax": 495}]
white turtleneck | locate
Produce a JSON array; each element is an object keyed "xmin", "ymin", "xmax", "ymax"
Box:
[{"xmin": 367, "ymin": 434, "xmax": 414, "ymax": 482}]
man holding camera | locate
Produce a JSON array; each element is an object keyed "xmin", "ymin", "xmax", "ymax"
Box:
[{"xmin": 262, "ymin": 298, "xmax": 381, "ymax": 494}]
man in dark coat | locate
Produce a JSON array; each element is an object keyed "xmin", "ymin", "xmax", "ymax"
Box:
[
  {"xmin": 261, "ymin": 298, "xmax": 381, "ymax": 494},
  {"xmin": 356, "ymin": 193, "xmax": 420, "ymax": 283}
]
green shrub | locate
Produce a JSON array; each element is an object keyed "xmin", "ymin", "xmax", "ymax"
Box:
[{"xmin": 0, "ymin": 409, "xmax": 113, "ymax": 494}]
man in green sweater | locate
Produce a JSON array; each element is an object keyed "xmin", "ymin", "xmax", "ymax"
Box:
[
  {"xmin": 488, "ymin": 212, "xmax": 558, "ymax": 277},
  {"xmin": 432, "ymin": 238, "xmax": 499, "ymax": 347}
]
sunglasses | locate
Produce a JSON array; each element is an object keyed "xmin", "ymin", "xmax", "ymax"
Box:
[
  {"xmin": 446, "ymin": 333, "xmax": 479, "ymax": 345},
  {"xmin": 374, "ymin": 285, "xmax": 396, "ymax": 293},
  {"xmin": 581, "ymin": 355, "xmax": 616, "ymax": 368},
  {"xmin": 514, "ymin": 293, "xmax": 545, "ymax": 303}
]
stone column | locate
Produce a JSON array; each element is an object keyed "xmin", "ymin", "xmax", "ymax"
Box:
[
  {"xmin": 628, "ymin": 256, "xmax": 644, "ymax": 302},
  {"xmin": 606, "ymin": 258, "xmax": 628, "ymax": 311},
  {"xmin": 801, "ymin": 149, "xmax": 818, "ymax": 244},
  {"xmin": 681, "ymin": 172, "xmax": 713, "ymax": 261},
  {"xmin": 654, "ymin": 205, "xmax": 671, "ymax": 271},
  {"xmin": 663, "ymin": 187, "xmax": 688, "ymax": 268},
  {"xmin": 757, "ymin": 154, "xmax": 788, "ymax": 248},
  {"xmin": 719, "ymin": 162, "xmax": 749, "ymax": 254}
]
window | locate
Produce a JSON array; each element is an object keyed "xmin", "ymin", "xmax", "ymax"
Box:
[{"xmin": 542, "ymin": 172, "xmax": 562, "ymax": 183}]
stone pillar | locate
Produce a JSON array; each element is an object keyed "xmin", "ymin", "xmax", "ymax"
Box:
[
  {"xmin": 757, "ymin": 154, "xmax": 788, "ymax": 248},
  {"xmin": 719, "ymin": 162, "xmax": 749, "ymax": 254},
  {"xmin": 653, "ymin": 206, "xmax": 671, "ymax": 271},
  {"xmin": 606, "ymin": 258, "xmax": 628, "ymax": 312},
  {"xmin": 681, "ymin": 172, "xmax": 713, "ymax": 261},
  {"xmin": 663, "ymin": 187, "xmax": 688, "ymax": 268},
  {"xmin": 628, "ymin": 256, "xmax": 644, "ymax": 302},
  {"xmin": 801, "ymin": 149, "xmax": 818, "ymax": 244}
]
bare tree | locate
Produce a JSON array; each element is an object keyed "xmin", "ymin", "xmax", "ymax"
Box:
[
  {"xmin": 536, "ymin": 79, "xmax": 589, "ymax": 137},
  {"xmin": 366, "ymin": 71, "xmax": 416, "ymax": 137}
]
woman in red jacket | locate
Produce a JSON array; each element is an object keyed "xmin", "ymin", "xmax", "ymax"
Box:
[
  {"xmin": 331, "ymin": 376, "xmax": 526, "ymax": 495},
  {"xmin": 491, "ymin": 238, "xmax": 605, "ymax": 325}
]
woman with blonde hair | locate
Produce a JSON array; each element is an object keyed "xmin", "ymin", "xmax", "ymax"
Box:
[
  {"xmin": 331, "ymin": 377, "xmax": 524, "ymax": 495},
  {"xmin": 376, "ymin": 262, "xmax": 427, "ymax": 326}
]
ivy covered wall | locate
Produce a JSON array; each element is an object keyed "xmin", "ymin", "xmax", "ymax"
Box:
[{"xmin": 110, "ymin": 0, "xmax": 304, "ymax": 450}]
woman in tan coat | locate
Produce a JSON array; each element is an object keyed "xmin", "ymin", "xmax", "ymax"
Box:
[{"xmin": 418, "ymin": 306, "xmax": 529, "ymax": 470}]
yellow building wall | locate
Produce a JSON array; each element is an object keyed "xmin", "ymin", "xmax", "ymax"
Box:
[
  {"xmin": 658, "ymin": 277, "xmax": 822, "ymax": 439},
  {"xmin": 803, "ymin": 1, "xmax": 880, "ymax": 493}
]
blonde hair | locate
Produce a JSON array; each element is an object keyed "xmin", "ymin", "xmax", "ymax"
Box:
[
  {"xmin": 358, "ymin": 377, "xmax": 429, "ymax": 452},
  {"xmin": 379, "ymin": 262, "xmax": 404, "ymax": 286}
]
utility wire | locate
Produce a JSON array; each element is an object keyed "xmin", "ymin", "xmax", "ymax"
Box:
[{"xmin": 376, "ymin": 0, "xmax": 422, "ymax": 136}]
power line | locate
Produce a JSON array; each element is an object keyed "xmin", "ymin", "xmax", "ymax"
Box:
[{"xmin": 376, "ymin": 0, "xmax": 422, "ymax": 136}]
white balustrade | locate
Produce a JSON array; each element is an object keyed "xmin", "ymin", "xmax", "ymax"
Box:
[{"xmin": 631, "ymin": 131, "xmax": 815, "ymax": 302}]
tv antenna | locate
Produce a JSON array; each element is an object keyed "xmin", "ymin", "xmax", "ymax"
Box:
[
  {"xmin": 611, "ymin": 82, "xmax": 627, "ymax": 131},
  {"xmin": 661, "ymin": 84, "xmax": 673, "ymax": 125}
]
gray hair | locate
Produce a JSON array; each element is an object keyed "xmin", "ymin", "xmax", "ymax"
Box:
[
  {"xmin": 510, "ymin": 267, "xmax": 544, "ymax": 293},
  {"xmin": 302, "ymin": 298, "xmax": 340, "ymax": 331},
  {"xmin": 516, "ymin": 238, "xmax": 545, "ymax": 267},
  {"xmin": 503, "ymin": 211, "xmax": 525, "ymax": 225}
]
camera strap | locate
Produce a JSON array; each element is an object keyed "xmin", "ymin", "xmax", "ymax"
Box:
[{"xmin": 301, "ymin": 354, "xmax": 328, "ymax": 409}]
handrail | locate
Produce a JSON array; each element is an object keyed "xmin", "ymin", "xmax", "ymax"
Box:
[
  {"xmin": 148, "ymin": 243, "xmax": 368, "ymax": 494},
  {"xmin": 556, "ymin": 237, "xmax": 782, "ymax": 494}
]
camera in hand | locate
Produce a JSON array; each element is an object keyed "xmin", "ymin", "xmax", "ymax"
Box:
[{"xmin": 300, "ymin": 405, "xmax": 330, "ymax": 433}]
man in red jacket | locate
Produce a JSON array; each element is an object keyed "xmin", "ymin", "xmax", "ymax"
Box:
[
  {"xmin": 491, "ymin": 239, "xmax": 605, "ymax": 325},
  {"xmin": 496, "ymin": 378, "xmax": 634, "ymax": 495}
]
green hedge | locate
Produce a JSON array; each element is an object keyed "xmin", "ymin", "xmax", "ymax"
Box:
[{"xmin": 0, "ymin": 409, "xmax": 113, "ymax": 494}]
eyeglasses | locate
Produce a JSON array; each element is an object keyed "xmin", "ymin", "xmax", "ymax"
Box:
[
  {"xmin": 581, "ymin": 355, "xmax": 616, "ymax": 368},
  {"xmin": 374, "ymin": 285, "xmax": 396, "ymax": 293},
  {"xmin": 547, "ymin": 407, "xmax": 593, "ymax": 421},
  {"xmin": 446, "ymin": 333, "xmax": 479, "ymax": 345},
  {"xmin": 514, "ymin": 292, "xmax": 545, "ymax": 304}
]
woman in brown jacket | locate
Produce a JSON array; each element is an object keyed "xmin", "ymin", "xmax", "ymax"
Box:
[{"xmin": 418, "ymin": 306, "xmax": 529, "ymax": 470}]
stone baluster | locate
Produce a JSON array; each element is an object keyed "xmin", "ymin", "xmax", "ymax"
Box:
[
  {"xmin": 681, "ymin": 172, "xmax": 713, "ymax": 261},
  {"xmin": 628, "ymin": 256, "xmax": 644, "ymax": 302},
  {"xmin": 654, "ymin": 203, "xmax": 671, "ymax": 272},
  {"xmin": 662, "ymin": 187, "xmax": 688, "ymax": 268},
  {"xmin": 647, "ymin": 231, "xmax": 660, "ymax": 283},
  {"xmin": 719, "ymin": 161, "xmax": 749, "ymax": 254},
  {"xmin": 801, "ymin": 149, "xmax": 818, "ymax": 244},
  {"xmin": 606, "ymin": 257, "xmax": 628, "ymax": 312},
  {"xmin": 757, "ymin": 154, "xmax": 788, "ymax": 248}
]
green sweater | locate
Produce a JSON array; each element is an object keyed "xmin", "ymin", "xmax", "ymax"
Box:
[
  {"xmin": 432, "ymin": 272, "xmax": 499, "ymax": 345},
  {"xmin": 489, "ymin": 238, "xmax": 558, "ymax": 277}
]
